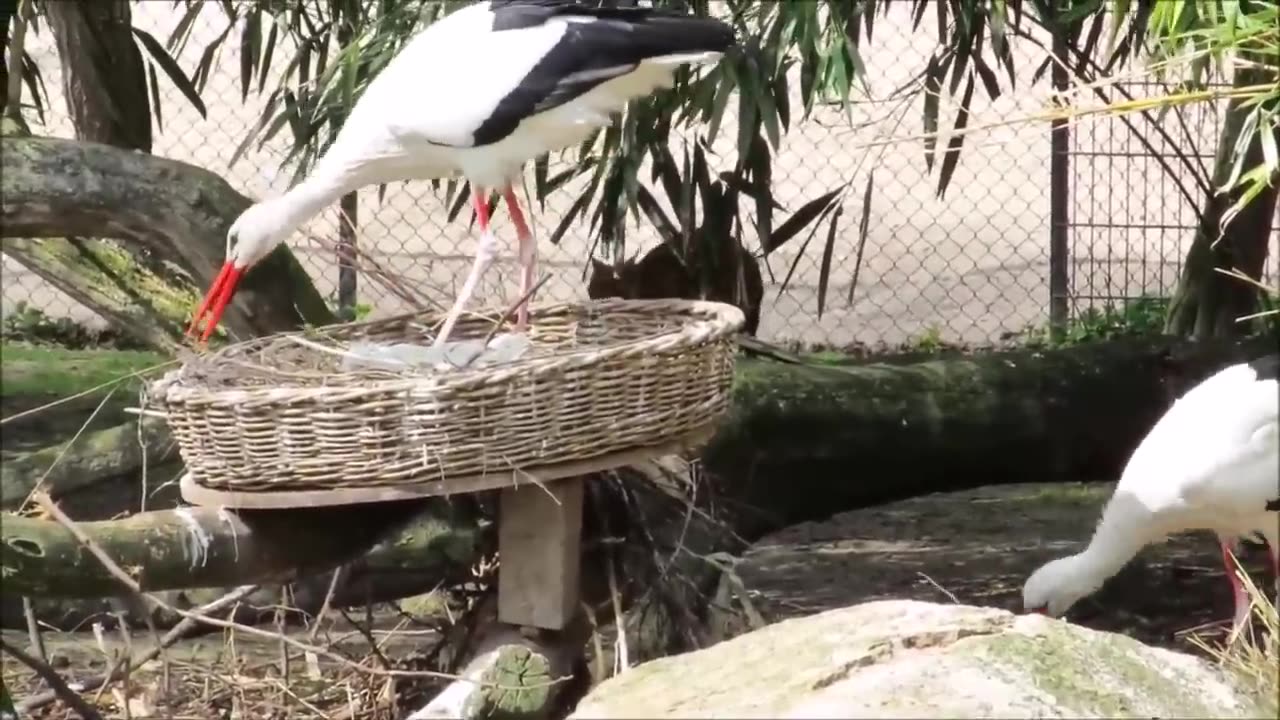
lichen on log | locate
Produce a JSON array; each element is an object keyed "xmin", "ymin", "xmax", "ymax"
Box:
[
  {"xmin": 1, "ymin": 416, "xmax": 175, "ymax": 510},
  {"xmin": 0, "ymin": 135, "xmax": 334, "ymax": 340},
  {"xmin": 3, "ymin": 237, "xmax": 197, "ymax": 351},
  {"xmin": 412, "ymin": 625, "xmax": 582, "ymax": 720}
]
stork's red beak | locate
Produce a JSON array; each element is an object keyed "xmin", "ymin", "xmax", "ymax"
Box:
[
  {"xmin": 187, "ymin": 261, "xmax": 243, "ymax": 344},
  {"xmin": 1030, "ymin": 607, "xmax": 1048, "ymax": 616}
]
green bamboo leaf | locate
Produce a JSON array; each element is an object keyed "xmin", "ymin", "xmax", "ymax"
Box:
[
  {"xmin": 147, "ymin": 62, "xmax": 164, "ymax": 133},
  {"xmin": 549, "ymin": 189, "xmax": 593, "ymax": 246},
  {"xmin": 772, "ymin": 62, "xmax": 792, "ymax": 132},
  {"xmin": 635, "ymin": 183, "xmax": 681, "ymax": 246},
  {"xmin": 922, "ymin": 54, "xmax": 944, "ymax": 172},
  {"xmin": 778, "ymin": 200, "xmax": 838, "ymax": 293},
  {"xmin": 847, "ymin": 170, "xmax": 875, "ymax": 305},
  {"xmin": 706, "ymin": 65, "xmax": 737, "ymax": 143},
  {"xmin": 756, "ymin": 77, "xmax": 782, "ymax": 150},
  {"xmin": 132, "ymin": 28, "xmax": 208, "ymax": 117},
  {"xmin": 972, "ymin": 54, "xmax": 1001, "ymax": 99},
  {"xmin": 533, "ymin": 154, "xmax": 550, "ymax": 208},
  {"xmin": 165, "ymin": 2, "xmax": 204, "ymax": 52},
  {"xmin": 239, "ymin": 8, "xmax": 262, "ymax": 101},
  {"xmin": 816, "ymin": 205, "xmax": 843, "ymax": 318},
  {"xmin": 736, "ymin": 64, "xmax": 760, "ymax": 161},
  {"xmin": 19, "ymin": 53, "xmax": 47, "ymax": 124},
  {"xmin": 764, "ymin": 185, "xmax": 845, "ymax": 255},
  {"xmin": 258, "ymin": 22, "xmax": 279, "ymax": 94},
  {"xmin": 947, "ymin": 35, "xmax": 973, "ymax": 96},
  {"xmin": 651, "ymin": 142, "xmax": 685, "ymax": 216},
  {"xmin": 339, "ymin": 43, "xmax": 359, "ymax": 115},
  {"xmin": 935, "ymin": 75, "xmax": 976, "ymax": 199}
]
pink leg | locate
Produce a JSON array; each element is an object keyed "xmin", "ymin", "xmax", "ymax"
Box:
[
  {"xmin": 434, "ymin": 188, "xmax": 500, "ymax": 348},
  {"xmin": 1221, "ymin": 540, "xmax": 1251, "ymax": 635},
  {"xmin": 502, "ymin": 185, "xmax": 536, "ymax": 332}
]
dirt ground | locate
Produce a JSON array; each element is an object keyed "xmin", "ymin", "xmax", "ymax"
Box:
[{"xmin": 716, "ymin": 481, "xmax": 1278, "ymax": 654}]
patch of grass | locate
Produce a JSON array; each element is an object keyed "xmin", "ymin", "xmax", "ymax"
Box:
[
  {"xmin": 1, "ymin": 343, "xmax": 172, "ymax": 399},
  {"xmin": 1012, "ymin": 296, "xmax": 1172, "ymax": 349},
  {"xmin": 1, "ymin": 301, "xmax": 152, "ymax": 350},
  {"xmin": 1191, "ymin": 557, "xmax": 1280, "ymax": 717}
]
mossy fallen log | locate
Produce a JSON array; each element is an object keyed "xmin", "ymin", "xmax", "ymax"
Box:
[
  {"xmin": 3, "ymin": 334, "xmax": 1271, "ymax": 601},
  {"xmin": 0, "ymin": 499, "xmax": 480, "ymax": 598},
  {"xmin": 1, "ymin": 417, "xmax": 175, "ymax": 511},
  {"xmin": 0, "ymin": 135, "xmax": 334, "ymax": 342},
  {"xmin": 705, "ymin": 333, "xmax": 1279, "ymax": 537}
]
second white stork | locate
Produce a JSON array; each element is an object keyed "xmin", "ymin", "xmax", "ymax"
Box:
[
  {"xmin": 1022, "ymin": 353, "xmax": 1280, "ymax": 634},
  {"xmin": 186, "ymin": 0, "xmax": 736, "ymax": 344}
]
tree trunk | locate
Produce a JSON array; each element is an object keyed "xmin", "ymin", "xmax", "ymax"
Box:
[
  {"xmin": 43, "ymin": 1, "xmax": 151, "ymax": 151},
  {"xmin": 1164, "ymin": 63, "xmax": 1280, "ymax": 338},
  {"xmin": 0, "ymin": 136, "xmax": 335, "ymax": 339}
]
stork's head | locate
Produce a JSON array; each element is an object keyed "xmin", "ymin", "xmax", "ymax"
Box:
[
  {"xmin": 186, "ymin": 199, "xmax": 294, "ymax": 343},
  {"xmin": 1021, "ymin": 554, "xmax": 1097, "ymax": 618}
]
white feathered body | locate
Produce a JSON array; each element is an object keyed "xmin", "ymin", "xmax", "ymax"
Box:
[
  {"xmin": 314, "ymin": 1, "xmax": 724, "ymax": 190},
  {"xmin": 1022, "ymin": 354, "xmax": 1279, "ymax": 617},
  {"xmin": 1119, "ymin": 359, "xmax": 1279, "ymax": 549}
]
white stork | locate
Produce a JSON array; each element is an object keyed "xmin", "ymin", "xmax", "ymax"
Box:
[
  {"xmin": 186, "ymin": 0, "xmax": 735, "ymax": 344},
  {"xmin": 1022, "ymin": 353, "xmax": 1280, "ymax": 634}
]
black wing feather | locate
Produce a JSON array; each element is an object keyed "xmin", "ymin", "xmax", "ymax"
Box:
[{"xmin": 475, "ymin": 0, "xmax": 734, "ymax": 145}]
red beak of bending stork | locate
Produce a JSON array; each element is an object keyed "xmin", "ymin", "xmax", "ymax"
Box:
[{"xmin": 186, "ymin": 261, "xmax": 245, "ymax": 344}]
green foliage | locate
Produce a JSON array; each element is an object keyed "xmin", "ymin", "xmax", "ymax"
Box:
[
  {"xmin": 1016, "ymin": 295, "xmax": 1172, "ymax": 348},
  {"xmin": 908, "ymin": 324, "xmax": 950, "ymax": 353},
  {"xmin": 0, "ymin": 301, "xmax": 150, "ymax": 351},
  {"xmin": 0, "ymin": 342, "xmax": 170, "ymax": 398},
  {"xmin": 1115, "ymin": 0, "xmax": 1279, "ymax": 228}
]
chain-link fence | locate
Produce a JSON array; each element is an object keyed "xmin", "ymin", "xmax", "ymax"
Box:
[{"xmin": 4, "ymin": 3, "xmax": 1276, "ymax": 350}]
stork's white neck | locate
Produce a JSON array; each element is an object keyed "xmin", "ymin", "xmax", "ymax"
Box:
[
  {"xmin": 270, "ymin": 166, "xmax": 362, "ymax": 234},
  {"xmin": 1064, "ymin": 492, "xmax": 1157, "ymax": 592}
]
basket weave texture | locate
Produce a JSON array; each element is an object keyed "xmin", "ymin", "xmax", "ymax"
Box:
[{"xmin": 155, "ymin": 299, "xmax": 743, "ymax": 493}]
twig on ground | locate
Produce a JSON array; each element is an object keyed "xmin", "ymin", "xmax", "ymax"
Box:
[
  {"xmin": 0, "ymin": 636, "xmax": 104, "ymax": 720},
  {"xmin": 30, "ymin": 492, "xmax": 529, "ymax": 688},
  {"xmin": 110, "ymin": 603, "xmax": 135, "ymax": 720},
  {"xmin": 16, "ymin": 585, "xmax": 261, "ymax": 713},
  {"xmin": 21, "ymin": 596, "xmax": 47, "ymax": 669},
  {"xmin": 917, "ymin": 572, "xmax": 961, "ymax": 604},
  {"xmin": 18, "ymin": 385, "xmax": 121, "ymax": 513},
  {"xmin": 478, "ymin": 273, "xmax": 552, "ymax": 347},
  {"xmin": 308, "ymin": 568, "xmax": 346, "ymax": 642}
]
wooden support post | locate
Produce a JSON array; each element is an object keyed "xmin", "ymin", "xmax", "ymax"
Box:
[{"xmin": 497, "ymin": 477, "xmax": 585, "ymax": 630}]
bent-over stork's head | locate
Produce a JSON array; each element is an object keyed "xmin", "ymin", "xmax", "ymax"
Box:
[
  {"xmin": 187, "ymin": 199, "xmax": 296, "ymax": 342},
  {"xmin": 1021, "ymin": 554, "xmax": 1098, "ymax": 618}
]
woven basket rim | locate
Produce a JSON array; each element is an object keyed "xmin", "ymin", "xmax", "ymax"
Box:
[{"xmin": 155, "ymin": 298, "xmax": 744, "ymax": 405}]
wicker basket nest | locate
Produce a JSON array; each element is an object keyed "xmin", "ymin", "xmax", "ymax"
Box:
[{"xmin": 153, "ymin": 298, "xmax": 744, "ymax": 493}]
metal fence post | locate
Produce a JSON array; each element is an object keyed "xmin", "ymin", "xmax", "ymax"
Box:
[{"xmin": 1049, "ymin": 20, "xmax": 1071, "ymax": 339}]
